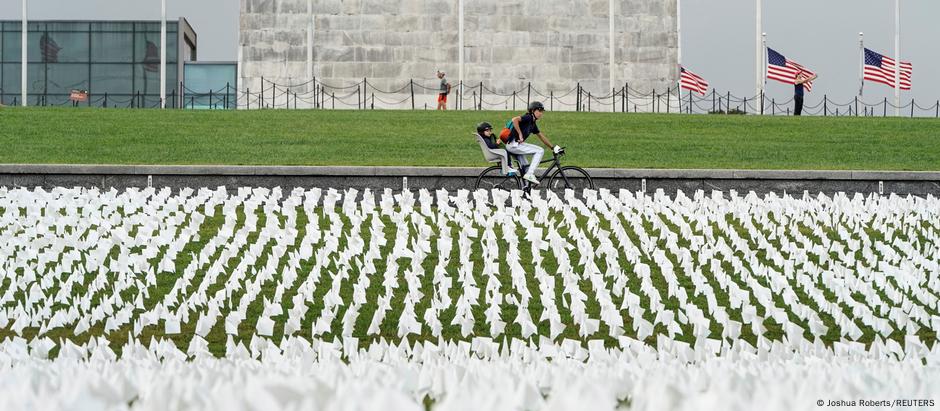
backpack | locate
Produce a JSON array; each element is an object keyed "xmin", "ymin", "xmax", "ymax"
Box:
[{"xmin": 498, "ymin": 120, "xmax": 514, "ymax": 143}]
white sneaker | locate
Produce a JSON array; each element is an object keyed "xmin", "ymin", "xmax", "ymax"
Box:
[
  {"xmin": 523, "ymin": 174, "xmax": 540, "ymax": 185},
  {"xmin": 506, "ymin": 168, "xmax": 519, "ymax": 176}
]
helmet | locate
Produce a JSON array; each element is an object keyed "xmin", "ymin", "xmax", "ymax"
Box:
[
  {"xmin": 476, "ymin": 122, "xmax": 493, "ymax": 133},
  {"xmin": 527, "ymin": 101, "xmax": 545, "ymax": 113}
]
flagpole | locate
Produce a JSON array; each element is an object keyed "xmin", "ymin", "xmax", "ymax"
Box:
[
  {"xmin": 21, "ymin": 0, "xmax": 27, "ymax": 107},
  {"xmin": 307, "ymin": 0, "xmax": 313, "ymax": 99},
  {"xmin": 677, "ymin": 0, "xmax": 682, "ymax": 109},
  {"xmin": 858, "ymin": 32, "xmax": 864, "ymax": 97},
  {"xmin": 608, "ymin": 0, "xmax": 615, "ymax": 95},
  {"xmin": 755, "ymin": 0, "xmax": 762, "ymax": 99},
  {"xmin": 160, "ymin": 0, "xmax": 167, "ymax": 109},
  {"xmin": 677, "ymin": 0, "xmax": 682, "ymax": 68},
  {"xmin": 894, "ymin": 0, "xmax": 900, "ymax": 116},
  {"xmin": 762, "ymin": 32, "xmax": 767, "ymax": 94}
]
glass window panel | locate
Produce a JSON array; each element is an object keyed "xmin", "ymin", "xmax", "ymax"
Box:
[
  {"xmin": 39, "ymin": 32, "xmax": 89, "ymax": 63},
  {"xmin": 2, "ymin": 32, "xmax": 21, "ymax": 62},
  {"xmin": 135, "ymin": 22, "xmax": 161, "ymax": 32},
  {"xmin": 90, "ymin": 63, "xmax": 133, "ymax": 95},
  {"xmin": 26, "ymin": 62, "xmax": 47, "ymax": 94},
  {"xmin": 27, "ymin": 31, "xmax": 44, "ymax": 62},
  {"xmin": 184, "ymin": 64, "xmax": 236, "ymax": 93},
  {"xmin": 46, "ymin": 63, "xmax": 90, "ymax": 95},
  {"xmin": 133, "ymin": 63, "xmax": 176, "ymax": 96},
  {"xmin": 90, "ymin": 22, "xmax": 133, "ymax": 32},
  {"xmin": 44, "ymin": 22, "xmax": 88, "ymax": 32},
  {"xmin": 135, "ymin": 32, "xmax": 178, "ymax": 64},
  {"xmin": 1, "ymin": 63, "xmax": 20, "ymax": 95},
  {"xmin": 90, "ymin": 32, "xmax": 133, "ymax": 63}
]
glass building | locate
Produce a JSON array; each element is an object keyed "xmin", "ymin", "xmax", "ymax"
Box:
[
  {"xmin": 0, "ymin": 19, "xmax": 197, "ymax": 107},
  {"xmin": 183, "ymin": 62, "xmax": 237, "ymax": 109}
]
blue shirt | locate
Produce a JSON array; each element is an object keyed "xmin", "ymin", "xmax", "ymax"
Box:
[
  {"xmin": 509, "ymin": 113, "xmax": 540, "ymax": 143},
  {"xmin": 795, "ymin": 83, "xmax": 804, "ymax": 97}
]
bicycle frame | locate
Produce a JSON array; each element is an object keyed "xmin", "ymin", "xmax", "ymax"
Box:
[{"xmin": 510, "ymin": 153, "xmax": 564, "ymax": 187}]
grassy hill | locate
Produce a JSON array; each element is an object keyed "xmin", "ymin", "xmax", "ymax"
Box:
[{"xmin": 1, "ymin": 107, "xmax": 938, "ymax": 170}]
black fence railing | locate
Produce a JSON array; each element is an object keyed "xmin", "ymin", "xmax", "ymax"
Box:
[{"xmin": 3, "ymin": 79, "xmax": 937, "ymax": 118}]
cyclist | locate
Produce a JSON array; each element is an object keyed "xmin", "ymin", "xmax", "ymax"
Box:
[
  {"xmin": 499, "ymin": 101, "xmax": 563, "ymax": 185},
  {"xmin": 475, "ymin": 122, "xmax": 519, "ymax": 176}
]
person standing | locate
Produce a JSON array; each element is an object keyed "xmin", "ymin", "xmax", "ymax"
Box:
[
  {"xmin": 793, "ymin": 71, "xmax": 817, "ymax": 116},
  {"xmin": 436, "ymin": 71, "xmax": 451, "ymax": 110}
]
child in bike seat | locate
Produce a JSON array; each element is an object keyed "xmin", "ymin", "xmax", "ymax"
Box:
[{"xmin": 474, "ymin": 122, "xmax": 519, "ymax": 176}]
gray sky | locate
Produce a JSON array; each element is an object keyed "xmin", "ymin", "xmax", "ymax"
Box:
[{"xmin": 3, "ymin": 0, "xmax": 936, "ymax": 108}]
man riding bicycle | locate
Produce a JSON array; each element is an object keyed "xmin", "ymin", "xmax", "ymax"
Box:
[{"xmin": 499, "ymin": 101, "xmax": 563, "ymax": 186}]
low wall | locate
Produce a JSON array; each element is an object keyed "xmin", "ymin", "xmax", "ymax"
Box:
[{"xmin": 0, "ymin": 165, "xmax": 937, "ymax": 197}]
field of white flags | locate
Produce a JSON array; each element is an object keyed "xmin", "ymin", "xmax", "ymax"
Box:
[{"xmin": 0, "ymin": 186, "xmax": 938, "ymax": 410}]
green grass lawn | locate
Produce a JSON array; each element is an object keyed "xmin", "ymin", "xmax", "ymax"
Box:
[{"xmin": 0, "ymin": 107, "xmax": 938, "ymax": 170}]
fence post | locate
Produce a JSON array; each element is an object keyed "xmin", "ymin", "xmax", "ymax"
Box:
[
  {"xmin": 883, "ymin": 97, "xmax": 887, "ymax": 117},
  {"xmin": 588, "ymin": 92, "xmax": 591, "ymax": 112},
  {"xmin": 622, "ymin": 85, "xmax": 626, "ymax": 113},
  {"xmin": 527, "ymin": 82, "xmax": 531, "ymax": 107},
  {"xmin": 711, "ymin": 90, "xmax": 716, "ymax": 113},
  {"xmin": 743, "ymin": 97, "xmax": 747, "ymax": 114},
  {"xmin": 625, "ymin": 83, "xmax": 629, "ymax": 113},
  {"xmin": 410, "ymin": 79, "xmax": 415, "ymax": 110},
  {"xmin": 479, "ymin": 82, "xmax": 483, "ymax": 110},
  {"xmin": 823, "ymin": 95, "xmax": 827, "ymax": 116},
  {"xmin": 190, "ymin": 96, "xmax": 195, "ymax": 109},
  {"xmin": 209, "ymin": 89, "xmax": 214, "ymax": 109},
  {"xmin": 760, "ymin": 91, "xmax": 764, "ymax": 115},
  {"xmin": 718, "ymin": 97, "xmax": 722, "ymax": 114},
  {"xmin": 612, "ymin": 88, "xmax": 616, "ymax": 113},
  {"xmin": 512, "ymin": 91, "xmax": 516, "ymax": 111},
  {"xmin": 473, "ymin": 91, "xmax": 477, "ymax": 111},
  {"xmin": 652, "ymin": 89, "xmax": 656, "ymax": 113},
  {"xmin": 726, "ymin": 91, "xmax": 730, "ymax": 113},
  {"xmin": 911, "ymin": 99, "xmax": 915, "ymax": 118},
  {"xmin": 936, "ymin": 100, "xmax": 939, "ymax": 118},
  {"xmin": 225, "ymin": 83, "xmax": 230, "ymax": 109},
  {"xmin": 666, "ymin": 88, "xmax": 670, "ymax": 114},
  {"xmin": 771, "ymin": 98, "xmax": 775, "ymax": 115},
  {"xmin": 332, "ymin": 92, "xmax": 335, "ymax": 109},
  {"xmin": 550, "ymin": 90, "xmax": 553, "ymax": 111},
  {"xmin": 104, "ymin": 93, "xmax": 109, "ymax": 108},
  {"xmin": 271, "ymin": 82, "xmax": 275, "ymax": 108},
  {"xmin": 370, "ymin": 93, "xmax": 374, "ymax": 110},
  {"xmin": 854, "ymin": 96, "xmax": 858, "ymax": 117},
  {"xmin": 688, "ymin": 91, "xmax": 692, "ymax": 114},
  {"xmin": 576, "ymin": 83, "xmax": 581, "ymax": 112}
]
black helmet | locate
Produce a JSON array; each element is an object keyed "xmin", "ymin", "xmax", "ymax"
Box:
[
  {"xmin": 527, "ymin": 101, "xmax": 545, "ymax": 113},
  {"xmin": 476, "ymin": 122, "xmax": 493, "ymax": 133}
]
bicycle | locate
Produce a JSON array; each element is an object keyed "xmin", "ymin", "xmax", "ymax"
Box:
[{"xmin": 474, "ymin": 147, "xmax": 594, "ymax": 193}]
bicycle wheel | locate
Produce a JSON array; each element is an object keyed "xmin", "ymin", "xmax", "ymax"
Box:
[
  {"xmin": 548, "ymin": 166, "xmax": 595, "ymax": 192},
  {"xmin": 475, "ymin": 165, "xmax": 523, "ymax": 192}
]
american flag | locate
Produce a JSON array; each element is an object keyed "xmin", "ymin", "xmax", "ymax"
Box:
[
  {"xmin": 767, "ymin": 48, "xmax": 815, "ymax": 92},
  {"xmin": 39, "ymin": 34, "xmax": 62, "ymax": 63},
  {"xmin": 864, "ymin": 48, "xmax": 912, "ymax": 90},
  {"xmin": 679, "ymin": 67, "xmax": 709, "ymax": 96},
  {"xmin": 143, "ymin": 41, "xmax": 161, "ymax": 73}
]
